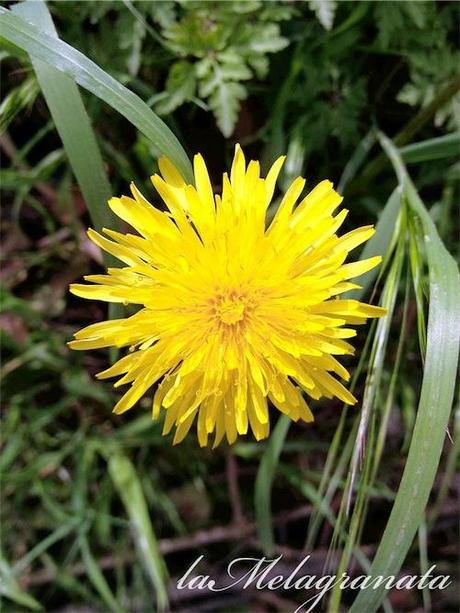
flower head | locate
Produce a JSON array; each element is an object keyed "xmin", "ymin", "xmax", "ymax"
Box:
[{"xmin": 69, "ymin": 146, "xmax": 385, "ymax": 446}]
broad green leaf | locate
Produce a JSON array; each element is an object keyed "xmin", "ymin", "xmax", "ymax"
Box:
[
  {"xmin": 0, "ymin": 6, "xmax": 193, "ymax": 182},
  {"xmin": 109, "ymin": 454, "xmax": 168, "ymax": 611},
  {"xmin": 350, "ymin": 132, "xmax": 460, "ymax": 612},
  {"xmin": 255, "ymin": 415, "xmax": 291, "ymax": 556}
]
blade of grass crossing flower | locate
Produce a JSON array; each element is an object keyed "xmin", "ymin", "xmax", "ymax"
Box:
[
  {"xmin": 109, "ymin": 454, "xmax": 168, "ymax": 611},
  {"xmin": 12, "ymin": 0, "xmax": 115, "ymax": 235},
  {"xmin": 0, "ymin": 7, "xmax": 193, "ymax": 183},
  {"xmin": 14, "ymin": 1, "xmax": 124, "ymax": 327},
  {"xmin": 327, "ymin": 415, "xmax": 377, "ymax": 609},
  {"xmin": 305, "ymin": 319, "xmax": 376, "ymax": 550},
  {"xmin": 306, "ymin": 418, "xmax": 357, "ymax": 552},
  {"xmin": 308, "ymin": 189, "xmax": 403, "ymax": 551},
  {"xmin": 255, "ymin": 415, "xmax": 291, "ymax": 556},
  {"xmin": 350, "ymin": 132, "xmax": 460, "ymax": 612}
]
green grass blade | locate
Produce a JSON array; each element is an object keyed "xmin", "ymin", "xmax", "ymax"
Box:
[
  {"xmin": 418, "ymin": 520, "xmax": 431, "ymax": 612},
  {"xmin": 408, "ymin": 212, "xmax": 427, "ymax": 354},
  {"xmin": 254, "ymin": 415, "xmax": 291, "ymax": 556},
  {"xmin": 399, "ymin": 132, "xmax": 460, "ymax": 164},
  {"xmin": 0, "ymin": 553, "xmax": 43, "ymax": 611},
  {"xmin": 12, "ymin": 0, "xmax": 114, "ymax": 234},
  {"xmin": 13, "ymin": 0, "xmax": 121, "ymax": 329},
  {"xmin": 328, "ymin": 232, "xmax": 406, "ymax": 612},
  {"xmin": 79, "ymin": 534, "xmax": 124, "ymax": 613},
  {"xmin": 109, "ymin": 454, "xmax": 169, "ymax": 611},
  {"xmin": 0, "ymin": 73, "xmax": 39, "ymax": 134},
  {"xmin": 346, "ymin": 229, "xmax": 405, "ymax": 512},
  {"xmin": 350, "ymin": 132, "xmax": 460, "ymax": 612},
  {"xmin": 337, "ymin": 130, "xmax": 375, "ymax": 193},
  {"xmin": 428, "ymin": 404, "xmax": 459, "ymax": 528},
  {"xmin": 12, "ymin": 518, "xmax": 81, "ymax": 575},
  {"xmin": 347, "ymin": 186, "xmax": 402, "ymax": 301},
  {"xmin": 0, "ymin": 6, "xmax": 193, "ymax": 183}
]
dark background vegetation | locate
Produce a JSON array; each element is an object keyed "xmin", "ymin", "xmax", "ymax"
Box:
[{"xmin": 1, "ymin": 1, "xmax": 459, "ymax": 612}]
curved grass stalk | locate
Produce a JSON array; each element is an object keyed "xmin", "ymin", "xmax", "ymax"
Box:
[
  {"xmin": 327, "ymin": 228, "xmax": 406, "ymax": 612},
  {"xmin": 254, "ymin": 414, "xmax": 291, "ymax": 556},
  {"xmin": 12, "ymin": 0, "xmax": 115, "ymax": 235},
  {"xmin": 306, "ymin": 186, "xmax": 403, "ymax": 551},
  {"xmin": 109, "ymin": 454, "xmax": 169, "ymax": 611},
  {"xmin": 349, "ymin": 132, "xmax": 460, "ymax": 612},
  {"xmin": 0, "ymin": 6, "xmax": 193, "ymax": 183}
]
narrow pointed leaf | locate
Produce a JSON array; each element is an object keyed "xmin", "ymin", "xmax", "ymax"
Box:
[
  {"xmin": 0, "ymin": 6, "xmax": 193, "ymax": 182},
  {"xmin": 350, "ymin": 133, "xmax": 460, "ymax": 612}
]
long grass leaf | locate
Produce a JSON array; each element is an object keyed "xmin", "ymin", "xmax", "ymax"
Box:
[
  {"xmin": 12, "ymin": 0, "xmax": 114, "ymax": 234},
  {"xmin": 79, "ymin": 534, "xmax": 124, "ymax": 613},
  {"xmin": 337, "ymin": 130, "xmax": 375, "ymax": 193},
  {"xmin": 254, "ymin": 414, "xmax": 291, "ymax": 556},
  {"xmin": 12, "ymin": 518, "xmax": 81, "ymax": 575},
  {"xmin": 0, "ymin": 6, "xmax": 193, "ymax": 182},
  {"xmin": 12, "ymin": 0, "xmax": 122, "ymax": 328},
  {"xmin": 348, "ymin": 187, "xmax": 402, "ymax": 301},
  {"xmin": 399, "ymin": 132, "xmax": 460, "ymax": 164},
  {"xmin": 0, "ymin": 553, "xmax": 43, "ymax": 611},
  {"xmin": 329, "ymin": 233, "xmax": 406, "ymax": 611},
  {"xmin": 350, "ymin": 132, "xmax": 460, "ymax": 612},
  {"xmin": 109, "ymin": 453, "xmax": 169, "ymax": 611}
]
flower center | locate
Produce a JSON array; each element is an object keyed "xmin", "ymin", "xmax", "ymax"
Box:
[{"xmin": 217, "ymin": 295, "xmax": 246, "ymax": 325}]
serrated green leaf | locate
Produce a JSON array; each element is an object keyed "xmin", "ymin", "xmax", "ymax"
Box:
[
  {"xmin": 208, "ymin": 78, "xmax": 247, "ymax": 137},
  {"xmin": 248, "ymin": 23, "xmax": 289, "ymax": 53},
  {"xmin": 308, "ymin": 0, "xmax": 337, "ymax": 31},
  {"xmin": 155, "ymin": 60, "xmax": 196, "ymax": 115},
  {"xmin": 217, "ymin": 51, "xmax": 252, "ymax": 80}
]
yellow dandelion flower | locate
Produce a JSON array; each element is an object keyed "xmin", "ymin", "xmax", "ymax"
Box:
[{"xmin": 69, "ymin": 145, "xmax": 385, "ymax": 447}]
